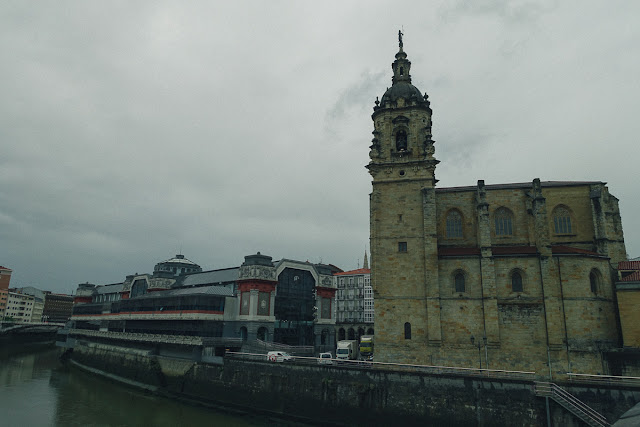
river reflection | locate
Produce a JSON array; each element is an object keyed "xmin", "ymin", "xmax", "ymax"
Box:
[{"xmin": 0, "ymin": 344, "xmax": 270, "ymax": 426}]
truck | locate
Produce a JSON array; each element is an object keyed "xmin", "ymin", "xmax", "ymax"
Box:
[
  {"xmin": 336, "ymin": 340, "xmax": 359, "ymax": 361},
  {"xmin": 359, "ymin": 335, "xmax": 374, "ymax": 361}
]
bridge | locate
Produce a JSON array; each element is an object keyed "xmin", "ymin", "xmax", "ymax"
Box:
[{"xmin": 0, "ymin": 322, "xmax": 65, "ymax": 334}]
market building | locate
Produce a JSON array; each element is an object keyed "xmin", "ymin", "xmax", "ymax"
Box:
[{"xmin": 71, "ymin": 253, "xmax": 340, "ymax": 352}]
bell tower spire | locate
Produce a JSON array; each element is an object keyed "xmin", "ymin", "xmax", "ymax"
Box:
[
  {"xmin": 392, "ymin": 30, "xmax": 412, "ymax": 85},
  {"xmin": 367, "ymin": 32, "xmax": 442, "ymax": 362}
]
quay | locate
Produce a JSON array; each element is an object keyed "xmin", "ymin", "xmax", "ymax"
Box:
[{"xmin": 58, "ymin": 329, "xmax": 640, "ymax": 426}]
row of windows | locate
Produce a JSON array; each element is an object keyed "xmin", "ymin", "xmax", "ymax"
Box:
[
  {"xmin": 452, "ymin": 268, "xmax": 604, "ymax": 294},
  {"xmin": 337, "ymin": 312, "xmax": 364, "ymax": 322},
  {"xmin": 337, "ymin": 277, "xmax": 367, "ymax": 288},
  {"xmin": 444, "ymin": 205, "xmax": 574, "ymax": 239},
  {"xmin": 337, "ymin": 290, "xmax": 365, "ymax": 299}
]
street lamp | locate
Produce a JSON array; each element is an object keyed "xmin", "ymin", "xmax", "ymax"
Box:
[
  {"xmin": 471, "ymin": 335, "xmax": 482, "ymax": 369},
  {"xmin": 482, "ymin": 333, "xmax": 488, "ymax": 369}
]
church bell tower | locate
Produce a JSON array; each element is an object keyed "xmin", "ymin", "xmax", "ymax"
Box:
[{"xmin": 367, "ymin": 32, "xmax": 441, "ymax": 361}]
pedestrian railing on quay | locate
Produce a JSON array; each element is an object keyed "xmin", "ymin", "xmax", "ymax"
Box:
[
  {"xmin": 567, "ymin": 372, "xmax": 640, "ymax": 388},
  {"xmin": 225, "ymin": 351, "xmax": 536, "ymax": 380},
  {"xmin": 369, "ymin": 360, "xmax": 536, "ymax": 380}
]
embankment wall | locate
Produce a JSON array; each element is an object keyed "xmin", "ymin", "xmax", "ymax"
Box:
[{"xmin": 68, "ymin": 340, "xmax": 639, "ymax": 426}]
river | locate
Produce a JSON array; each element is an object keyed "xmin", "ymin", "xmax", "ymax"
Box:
[{"xmin": 0, "ymin": 342, "xmax": 286, "ymax": 426}]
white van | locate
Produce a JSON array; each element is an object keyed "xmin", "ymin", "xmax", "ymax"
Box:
[
  {"xmin": 266, "ymin": 351, "xmax": 293, "ymax": 362},
  {"xmin": 318, "ymin": 352, "xmax": 333, "ymax": 365}
]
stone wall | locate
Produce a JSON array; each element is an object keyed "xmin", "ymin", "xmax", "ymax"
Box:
[
  {"xmin": 371, "ymin": 177, "xmax": 629, "ymax": 376},
  {"xmin": 617, "ymin": 282, "xmax": 640, "ymax": 348},
  {"xmin": 68, "ymin": 339, "xmax": 640, "ymax": 426}
]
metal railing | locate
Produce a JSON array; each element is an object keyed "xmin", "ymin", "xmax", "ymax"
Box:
[
  {"xmin": 251, "ymin": 339, "xmax": 314, "ymax": 354},
  {"xmin": 534, "ymin": 382, "xmax": 610, "ymax": 427},
  {"xmin": 568, "ymin": 372, "xmax": 640, "ymax": 388},
  {"xmin": 225, "ymin": 351, "xmax": 537, "ymax": 380},
  {"xmin": 68, "ymin": 329, "xmax": 203, "ymax": 346}
]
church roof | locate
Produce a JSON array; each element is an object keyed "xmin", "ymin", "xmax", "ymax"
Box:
[
  {"xmin": 380, "ymin": 82, "xmax": 424, "ymax": 105},
  {"xmin": 375, "ymin": 32, "xmax": 431, "ymax": 111},
  {"xmin": 436, "ymin": 181, "xmax": 604, "ymax": 193}
]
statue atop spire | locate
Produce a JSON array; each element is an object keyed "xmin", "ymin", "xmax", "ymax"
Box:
[{"xmin": 398, "ymin": 29, "xmax": 404, "ymax": 50}]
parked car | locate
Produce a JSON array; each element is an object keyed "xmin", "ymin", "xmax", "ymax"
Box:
[
  {"xmin": 266, "ymin": 351, "xmax": 293, "ymax": 362},
  {"xmin": 318, "ymin": 352, "xmax": 333, "ymax": 365}
]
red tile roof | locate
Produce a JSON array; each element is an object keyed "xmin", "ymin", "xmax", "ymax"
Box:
[
  {"xmin": 618, "ymin": 261, "xmax": 640, "ymax": 271},
  {"xmin": 620, "ymin": 270, "xmax": 640, "ymax": 282},
  {"xmin": 0, "ymin": 266, "xmax": 12, "ymax": 271},
  {"xmin": 335, "ymin": 268, "xmax": 370, "ymax": 276}
]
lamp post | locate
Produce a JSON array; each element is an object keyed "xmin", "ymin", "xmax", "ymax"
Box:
[
  {"xmin": 483, "ymin": 333, "xmax": 488, "ymax": 369},
  {"xmin": 471, "ymin": 335, "xmax": 482, "ymax": 369}
]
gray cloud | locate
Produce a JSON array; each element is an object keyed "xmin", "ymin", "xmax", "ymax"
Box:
[{"xmin": 1, "ymin": 1, "xmax": 639, "ymax": 292}]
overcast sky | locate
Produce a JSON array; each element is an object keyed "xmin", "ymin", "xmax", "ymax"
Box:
[{"xmin": 1, "ymin": 1, "xmax": 639, "ymax": 294}]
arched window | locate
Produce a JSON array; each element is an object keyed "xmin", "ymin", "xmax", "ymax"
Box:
[
  {"xmin": 589, "ymin": 269, "xmax": 601, "ymax": 294},
  {"xmin": 239, "ymin": 326, "xmax": 248, "ymax": 341},
  {"xmin": 257, "ymin": 327, "xmax": 268, "ymax": 341},
  {"xmin": 553, "ymin": 206, "xmax": 573, "ymax": 234},
  {"xmin": 446, "ymin": 210, "xmax": 463, "ymax": 238},
  {"xmin": 404, "ymin": 322, "xmax": 412, "ymax": 340},
  {"xmin": 321, "ymin": 329, "xmax": 328, "ymax": 345},
  {"xmin": 396, "ymin": 130, "xmax": 407, "ymax": 151},
  {"xmin": 454, "ymin": 272, "xmax": 466, "ymax": 293},
  {"xmin": 338, "ymin": 328, "xmax": 346, "ymax": 341},
  {"xmin": 511, "ymin": 271, "xmax": 523, "ymax": 293},
  {"xmin": 367, "ymin": 328, "xmax": 374, "ymax": 335},
  {"xmin": 348, "ymin": 328, "xmax": 355, "ymax": 340},
  {"xmin": 494, "ymin": 207, "xmax": 513, "ymax": 236}
]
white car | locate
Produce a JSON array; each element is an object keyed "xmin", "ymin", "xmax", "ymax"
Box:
[
  {"xmin": 318, "ymin": 352, "xmax": 333, "ymax": 365},
  {"xmin": 266, "ymin": 351, "xmax": 293, "ymax": 362}
]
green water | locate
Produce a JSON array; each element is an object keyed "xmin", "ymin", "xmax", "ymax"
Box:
[{"xmin": 0, "ymin": 343, "xmax": 280, "ymax": 426}]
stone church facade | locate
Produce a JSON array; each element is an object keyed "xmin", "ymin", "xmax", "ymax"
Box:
[{"xmin": 368, "ymin": 34, "xmax": 629, "ymax": 377}]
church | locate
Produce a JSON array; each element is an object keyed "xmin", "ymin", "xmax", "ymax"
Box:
[{"xmin": 368, "ymin": 32, "xmax": 633, "ymax": 377}]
